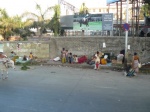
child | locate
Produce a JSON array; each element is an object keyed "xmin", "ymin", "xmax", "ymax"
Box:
[
  {"xmin": 68, "ymin": 52, "xmax": 73, "ymax": 64},
  {"xmin": 96, "ymin": 61, "xmax": 100, "ymax": 70},
  {"xmin": 61, "ymin": 48, "xmax": 66, "ymax": 63},
  {"xmin": 73, "ymin": 55, "xmax": 78, "ymax": 63},
  {"xmin": 29, "ymin": 52, "xmax": 34, "ymax": 60},
  {"xmin": 75, "ymin": 55, "xmax": 78, "ymax": 63}
]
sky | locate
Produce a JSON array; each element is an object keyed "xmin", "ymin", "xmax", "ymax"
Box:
[
  {"xmin": 0, "ymin": 0, "xmax": 107, "ymax": 16},
  {"xmin": 106, "ymin": 0, "xmax": 119, "ymax": 4}
]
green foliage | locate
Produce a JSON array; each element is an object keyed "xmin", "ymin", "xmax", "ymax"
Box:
[
  {"xmin": 46, "ymin": 5, "xmax": 61, "ymax": 36},
  {"xmin": 21, "ymin": 3, "xmax": 54, "ymax": 36},
  {"xmin": 79, "ymin": 3, "xmax": 89, "ymax": 15},
  {"xmin": 20, "ymin": 62, "xmax": 31, "ymax": 70},
  {"xmin": 15, "ymin": 62, "xmax": 22, "ymax": 65},
  {"xmin": 0, "ymin": 8, "xmax": 28, "ymax": 40},
  {"xmin": 21, "ymin": 63, "xmax": 30, "ymax": 70},
  {"xmin": 141, "ymin": 4, "xmax": 150, "ymax": 17}
]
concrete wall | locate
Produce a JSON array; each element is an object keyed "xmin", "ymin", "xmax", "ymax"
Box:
[
  {"xmin": 1, "ymin": 42, "xmax": 50, "ymax": 59},
  {"xmin": 1, "ymin": 36, "xmax": 150, "ymax": 62},
  {"xmin": 51, "ymin": 36, "xmax": 150, "ymax": 62}
]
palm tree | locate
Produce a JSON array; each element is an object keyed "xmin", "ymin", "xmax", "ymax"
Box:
[
  {"xmin": 46, "ymin": 5, "xmax": 61, "ymax": 36},
  {"xmin": 21, "ymin": 3, "xmax": 54, "ymax": 36},
  {"xmin": 79, "ymin": 3, "xmax": 89, "ymax": 15},
  {"xmin": 0, "ymin": 9, "xmax": 24, "ymax": 40}
]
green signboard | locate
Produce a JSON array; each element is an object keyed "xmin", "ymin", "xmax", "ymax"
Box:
[{"xmin": 73, "ymin": 14, "xmax": 102, "ymax": 30}]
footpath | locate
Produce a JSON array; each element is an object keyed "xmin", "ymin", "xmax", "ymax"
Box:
[
  {"xmin": 43, "ymin": 60, "xmax": 123, "ymax": 70},
  {"xmin": 40, "ymin": 60, "xmax": 150, "ymax": 74}
]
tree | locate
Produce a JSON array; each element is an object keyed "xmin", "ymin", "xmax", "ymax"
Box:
[
  {"xmin": 79, "ymin": 3, "xmax": 89, "ymax": 15},
  {"xmin": 46, "ymin": 5, "xmax": 61, "ymax": 36},
  {"xmin": 21, "ymin": 3, "xmax": 53, "ymax": 36},
  {"xmin": 0, "ymin": 9, "xmax": 24, "ymax": 40},
  {"xmin": 140, "ymin": 4, "xmax": 150, "ymax": 18}
]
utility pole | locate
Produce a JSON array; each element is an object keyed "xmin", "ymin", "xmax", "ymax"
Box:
[{"xmin": 124, "ymin": 0, "xmax": 129, "ymax": 68}]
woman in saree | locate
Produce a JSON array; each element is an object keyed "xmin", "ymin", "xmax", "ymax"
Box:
[{"xmin": 132, "ymin": 52, "xmax": 140, "ymax": 75}]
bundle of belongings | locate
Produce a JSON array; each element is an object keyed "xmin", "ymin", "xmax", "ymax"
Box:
[
  {"xmin": 101, "ymin": 55, "xmax": 108, "ymax": 65},
  {"xmin": 124, "ymin": 64, "xmax": 136, "ymax": 77},
  {"xmin": 100, "ymin": 53, "xmax": 111, "ymax": 65}
]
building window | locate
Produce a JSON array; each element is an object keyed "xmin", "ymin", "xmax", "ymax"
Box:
[{"xmin": 99, "ymin": 9, "xmax": 101, "ymax": 12}]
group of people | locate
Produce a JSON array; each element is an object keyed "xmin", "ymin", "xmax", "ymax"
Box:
[
  {"xmin": 118, "ymin": 50, "xmax": 141, "ymax": 76},
  {"xmin": 87, "ymin": 51, "xmax": 112, "ymax": 70},
  {"xmin": 60, "ymin": 48, "xmax": 89, "ymax": 64},
  {"xmin": 10, "ymin": 51, "xmax": 34, "ymax": 63},
  {"xmin": 60, "ymin": 47, "xmax": 141, "ymax": 76},
  {"xmin": 22, "ymin": 52, "xmax": 34, "ymax": 61},
  {"xmin": 61, "ymin": 48, "xmax": 78, "ymax": 64}
]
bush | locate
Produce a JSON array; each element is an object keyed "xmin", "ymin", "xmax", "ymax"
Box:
[{"xmin": 21, "ymin": 63, "xmax": 30, "ymax": 70}]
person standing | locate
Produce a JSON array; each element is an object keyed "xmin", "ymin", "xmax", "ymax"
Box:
[
  {"xmin": 61, "ymin": 48, "xmax": 66, "ymax": 63},
  {"xmin": 132, "ymin": 52, "xmax": 140, "ymax": 75},
  {"xmin": 94, "ymin": 51, "xmax": 101, "ymax": 70},
  {"xmin": 68, "ymin": 52, "xmax": 73, "ymax": 64}
]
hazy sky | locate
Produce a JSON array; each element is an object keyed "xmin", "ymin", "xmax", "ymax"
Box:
[{"xmin": 0, "ymin": 0, "xmax": 107, "ymax": 16}]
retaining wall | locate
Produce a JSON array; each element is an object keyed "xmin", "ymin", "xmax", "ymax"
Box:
[{"xmin": 1, "ymin": 36, "xmax": 150, "ymax": 62}]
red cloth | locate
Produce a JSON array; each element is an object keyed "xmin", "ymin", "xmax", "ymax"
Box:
[
  {"xmin": 0, "ymin": 54, "xmax": 7, "ymax": 58},
  {"xmin": 96, "ymin": 62, "xmax": 99, "ymax": 69},
  {"xmin": 78, "ymin": 55, "xmax": 87, "ymax": 64}
]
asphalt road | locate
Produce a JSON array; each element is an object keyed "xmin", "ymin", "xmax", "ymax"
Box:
[{"xmin": 0, "ymin": 66, "xmax": 150, "ymax": 112}]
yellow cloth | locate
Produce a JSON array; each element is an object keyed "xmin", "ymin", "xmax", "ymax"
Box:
[
  {"xmin": 61, "ymin": 57, "xmax": 66, "ymax": 63},
  {"xmin": 12, "ymin": 56, "xmax": 19, "ymax": 63},
  {"xmin": 101, "ymin": 58, "xmax": 107, "ymax": 65}
]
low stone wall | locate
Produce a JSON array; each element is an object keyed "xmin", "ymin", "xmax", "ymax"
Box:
[
  {"xmin": 50, "ymin": 36, "xmax": 150, "ymax": 63},
  {"xmin": 1, "ymin": 36, "xmax": 150, "ymax": 63},
  {"xmin": 1, "ymin": 41, "xmax": 50, "ymax": 59}
]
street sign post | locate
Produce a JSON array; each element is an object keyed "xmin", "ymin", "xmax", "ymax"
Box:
[
  {"xmin": 123, "ymin": 23, "xmax": 130, "ymax": 31},
  {"xmin": 124, "ymin": 0, "xmax": 129, "ymax": 69}
]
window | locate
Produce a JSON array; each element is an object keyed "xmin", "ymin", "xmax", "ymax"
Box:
[
  {"xmin": 99, "ymin": 9, "xmax": 101, "ymax": 12},
  {"xmin": 93, "ymin": 9, "xmax": 95, "ymax": 12}
]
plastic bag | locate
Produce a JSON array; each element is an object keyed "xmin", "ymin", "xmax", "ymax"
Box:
[{"xmin": 138, "ymin": 63, "xmax": 142, "ymax": 68}]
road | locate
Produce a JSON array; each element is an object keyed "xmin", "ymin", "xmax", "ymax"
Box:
[{"xmin": 0, "ymin": 66, "xmax": 150, "ymax": 112}]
